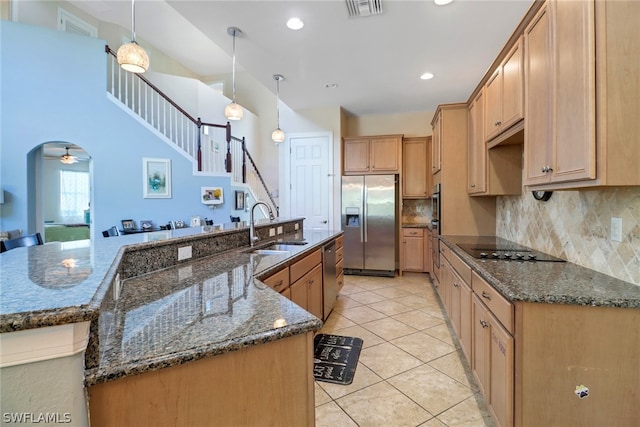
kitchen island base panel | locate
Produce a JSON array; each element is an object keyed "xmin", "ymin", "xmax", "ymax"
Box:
[
  {"xmin": 88, "ymin": 332, "xmax": 315, "ymax": 427},
  {"xmin": 516, "ymin": 302, "xmax": 640, "ymax": 427}
]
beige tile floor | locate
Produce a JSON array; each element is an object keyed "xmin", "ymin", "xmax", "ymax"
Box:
[{"xmin": 315, "ymin": 273, "xmax": 496, "ymax": 427}]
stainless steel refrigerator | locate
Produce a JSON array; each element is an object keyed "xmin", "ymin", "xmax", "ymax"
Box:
[{"xmin": 341, "ymin": 175, "xmax": 397, "ymax": 276}]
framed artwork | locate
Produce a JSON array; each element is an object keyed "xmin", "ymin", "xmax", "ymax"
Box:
[
  {"xmin": 143, "ymin": 158, "xmax": 172, "ymax": 198},
  {"xmin": 235, "ymin": 191, "xmax": 245, "ymax": 210},
  {"xmin": 202, "ymin": 187, "xmax": 223, "ymax": 205},
  {"xmin": 121, "ymin": 219, "xmax": 136, "ymax": 231}
]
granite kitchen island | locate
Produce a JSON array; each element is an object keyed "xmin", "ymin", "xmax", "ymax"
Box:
[{"xmin": 1, "ymin": 218, "xmax": 341, "ymax": 426}]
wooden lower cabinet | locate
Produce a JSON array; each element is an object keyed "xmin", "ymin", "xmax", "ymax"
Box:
[
  {"xmin": 402, "ymin": 228, "xmax": 425, "ymax": 272},
  {"xmin": 262, "ymin": 266, "xmax": 290, "ymax": 293},
  {"xmin": 472, "ymin": 293, "xmax": 514, "ymax": 427},
  {"xmin": 438, "ymin": 243, "xmax": 640, "ymax": 427},
  {"xmin": 88, "ymin": 333, "xmax": 315, "ymax": 427},
  {"xmin": 290, "ymin": 263, "xmax": 323, "ymax": 320}
]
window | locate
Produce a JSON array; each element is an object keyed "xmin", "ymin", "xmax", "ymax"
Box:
[{"xmin": 60, "ymin": 170, "xmax": 90, "ymax": 224}]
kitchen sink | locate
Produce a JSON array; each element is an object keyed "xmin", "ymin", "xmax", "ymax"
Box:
[
  {"xmin": 246, "ymin": 241, "xmax": 308, "ymax": 254},
  {"xmin": 251, "ymin": 248, "xmax": 292, "ymax": 255}
]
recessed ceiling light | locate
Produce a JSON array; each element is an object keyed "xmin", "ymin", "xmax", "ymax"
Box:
[
  {"xmin": 420, "ymin": 72, "xmax": 434, "ymax": 80},
  {"xmin": 325, "ymin": 83, "xmax": 339, "ymax": 88},
  {"xmin": 434, "ymin": 0, "xmax": 453, "ymax": 6},
  {"xmin": 287, "ymin": 17, "xmax": 304, "ymax": 30}
]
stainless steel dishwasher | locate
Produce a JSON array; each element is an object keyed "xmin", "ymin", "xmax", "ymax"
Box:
[{"xmin": 322, "ymin": 240, "xmax": 337, "ymax": 321}]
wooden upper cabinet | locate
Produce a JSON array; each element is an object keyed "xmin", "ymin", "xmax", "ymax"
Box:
[
  {"xmin": 343, "ymin": 138, "xmax": 370, "ymax": 173},
  {"xmin": 524, "ymin": 2, "xmax": 553, "ymax": 186},
  {"xmin": 485, "ymin": 37, "xmax": 524, "ymax": 142},
  {"xmin": 468, "ymin": 89, "xmax": 486, "ymax": 194},
  {"xmin": 431, "ymin": 110, "xmax": 442, "ymax": 175},
  {"xmin": 343, "ymin": 135, "xmax": 402, "ymax": 175},
  {"xmin": 524, "ymin": 0, "xmax": 639, "ymax": 189},
  {"xmin": 402, "ymin": 136, "xmax": 431, "ymax": 198}
]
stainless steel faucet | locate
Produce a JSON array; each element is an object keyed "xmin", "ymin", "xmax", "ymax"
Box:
[{"xmin": 250, "ymin": 201, "xmax": 275, "ymax": 246}]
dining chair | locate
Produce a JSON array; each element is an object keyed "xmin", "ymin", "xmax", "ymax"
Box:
[
  {"xmin": 102, "ymin": 226, "xmax": 120, "ymax": 238},
  {"xmin": 1, "ymin": 232, "xmax": 44, "ymax": 252}
]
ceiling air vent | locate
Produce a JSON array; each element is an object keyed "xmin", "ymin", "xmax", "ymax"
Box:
[{"xmin": 346, "ymin": 0, "xmax": 383, "ymax": 17}]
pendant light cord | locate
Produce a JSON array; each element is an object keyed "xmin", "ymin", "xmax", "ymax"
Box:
[
  {"xmin": 232, "ymin": 32, "xmax": 237, "ymax": 103},
  {"xmin": 131, "ymin": 0, "xmax": 136, "ymax": 43},
  {"xmin": 276, "ymin": 76, "xmax": 280, "ymax": 127}
]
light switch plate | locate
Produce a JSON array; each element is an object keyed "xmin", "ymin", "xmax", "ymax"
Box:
[
  {"xmin": 294, "ymin": 223, "xmax": 299, "ymax": 230},
  {"xmin": 269, "ymin": 228, "xmax": 276, "ymax": 237},
  {"xmin": 611, "ymin": 218, "xmax": 622, "ymax": 242},
  {"xmin": 277, "ymin": 226, "xmax": 283, "ymax": 235}
]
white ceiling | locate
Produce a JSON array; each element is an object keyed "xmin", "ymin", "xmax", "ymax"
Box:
[{"xmin": 69, "ymin": 0, "xmax": 533, "ymax": 116}]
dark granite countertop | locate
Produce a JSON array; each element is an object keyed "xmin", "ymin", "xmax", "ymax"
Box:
[
  {"xmin": 83, "ymin": 229, "xmax": 340, "ymax": 386},
  {"xmin": 440, "ymin": 235, "xmax": 640, "ymax": 309},
  {"xmin": 0, "ymin": 218, "xmax": 304, "ymax": 332},
  {"xmin": 402, "ymin": 223, "xmax": 433, "ymax": 229}
]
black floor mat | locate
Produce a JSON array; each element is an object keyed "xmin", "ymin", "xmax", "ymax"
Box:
[{"xmin": 313, "ymin": 333, "xmax": 363, "ymax": 385}]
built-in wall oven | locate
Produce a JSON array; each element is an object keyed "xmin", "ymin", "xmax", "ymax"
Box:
[{"xmin": 430, "ymin": 183, "xmax": 441, "ymax": 273}]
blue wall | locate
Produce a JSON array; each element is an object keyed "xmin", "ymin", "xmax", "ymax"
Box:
[{"xmin": 0, "ymin": 21, "xmax": 247, "ymax": 235}]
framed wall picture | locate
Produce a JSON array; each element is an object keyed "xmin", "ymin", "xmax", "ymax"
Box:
[
  {"xmin": 201, "ymin": 187, "xmax": 223, "ymax": 205},
  {"xmin": 143, "ymin": 158, "xmax": 172, "ymax": 198},
  {"xmin": 121, "ymin": 219, "xmax": 136, "ymax": 231},
  {"xmin": 235, "ymin": 191, "xmax": 245, "ymax": 210}
]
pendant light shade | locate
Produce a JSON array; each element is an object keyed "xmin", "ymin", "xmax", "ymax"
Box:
[
  {"xmin": 272, "ymin": 128, "xmax": 285, "ymax": 144},
  {"xmin": 225, "ymin": 27, "xmax": 244, "ymax": 121},
  {"xmin": 117, "ymin": 0, "xmax": 149, "ymax": 73},
  {"xmin": 272, "ymin": 74, "xmax": 285, "ymax": 144}
]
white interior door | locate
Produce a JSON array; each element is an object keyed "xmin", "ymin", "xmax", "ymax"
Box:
[{"xmin": 288, "ymin": 134, "xmax": 332, "ymax": 231}]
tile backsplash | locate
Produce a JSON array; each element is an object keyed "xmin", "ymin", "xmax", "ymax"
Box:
[
  {"xmin": 402, "ymin": 199, "xmax": 432, "ymax": 224},
  {"xmin": 497, "ymin": 187, "xmax": 640, "ymax": 286}
]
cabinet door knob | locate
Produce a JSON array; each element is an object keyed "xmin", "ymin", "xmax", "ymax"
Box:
[
  {"xmin": 481, "ymin": 291, "xmax": 492, "ymax": 300},
  {"xmin": 541, "ymin": 166, "xmax": 547, "ymax": 173},
  {"xmin": 479, "ymin": 320, "xmax": 489, "ymax": 328}
]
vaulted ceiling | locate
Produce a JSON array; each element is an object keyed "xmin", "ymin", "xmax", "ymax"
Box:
[{"xmin": 70, "ymin": 0, "xmax": 533, "ymax": 116}]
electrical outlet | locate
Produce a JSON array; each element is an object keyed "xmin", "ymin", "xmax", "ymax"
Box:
[
  {"xmin": 294, "ymin": 223, "xmax": 299, "ymax": 230},
  {"xmin": 505, "ymin": 210, "xmax": 511, "ymax": 224},
  {"xmin": 277, "ymin": 226, "xmax": 283, "ymax": 235},
  {"xmin": 611, "ymin": 217, "xmax": 622, "ymax": 242},
  {"xmin": 269, "ymin": 228, "xmax": 276, "ymax": 237},
  {"xmin": 178, "ymin": 245, "xmax": 192, "ymax": 261},
  {"xmin": 178, "ymin": 265, "xmax": 192, "ymax": 281}
]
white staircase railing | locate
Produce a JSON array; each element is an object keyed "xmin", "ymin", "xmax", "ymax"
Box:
[{"xmin": 105, "ymin": 45, "xmax": 278, "ymax": 214}]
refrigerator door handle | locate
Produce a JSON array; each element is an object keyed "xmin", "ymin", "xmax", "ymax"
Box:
[{"xmin": 363, "ymin": 183, "xmax": 368, "ymax": 243}]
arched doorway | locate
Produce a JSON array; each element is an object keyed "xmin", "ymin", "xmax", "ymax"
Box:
[{"xmin": 35, "ymin": 142, "xmax": 93, "ymax": 243}]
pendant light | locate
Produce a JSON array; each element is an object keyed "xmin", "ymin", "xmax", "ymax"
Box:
[
  {"xmin": 60, "ymin": 147, "xmax": 78, "ymax": 165},
  {"xmin": 224, "ymin": 27, "xmax": 244, "ymax": 121},
  {"xmin": 271, "ymin": 74, "xmax": 285, "ymax": 144},
  {"xmin": 117, "ymin": 0, "xmax": 149, "ymax": 73}
]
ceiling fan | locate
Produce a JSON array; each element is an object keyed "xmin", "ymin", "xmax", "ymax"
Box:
[{"xmin": 60, "ymin": 147, "xmax": 79, "ymax": 164}]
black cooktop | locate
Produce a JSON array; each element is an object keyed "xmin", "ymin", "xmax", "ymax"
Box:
[{"xmin": 457, "ymin": 242, "xmax": 565, "ymax": 262}]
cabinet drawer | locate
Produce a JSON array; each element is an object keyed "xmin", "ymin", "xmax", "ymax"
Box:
[
  {"xmin": 441, "ymin": 245, "xmax": 472, "ymax": 285},
  {"xmin": 336, "ymin": 246, "xmax": 344, "ymax": 263},
  {"xmin": 262, "ymin": 267, "xmax": 290, "ymax": 293},
  {"xmin": 335, "ymin": 235, "xmax": 344, "ymax": 249},
  {"xmin": 337, "ymin": 273, "xmax": 344, "ymax": 293},
  {"xmin": 290, "ymin": 249, "xmax": 322, "ymax": 283},
  {"xmin": 336, "ymin": 259, "xmax": 344, "ymax": 278},
  {"xmin": 402, "ymin": 228, "xmax": 424, "ymax": 237},
  {"xmin": 472, "ymin": 271, "xmax": 514, "ymax": 334}
]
